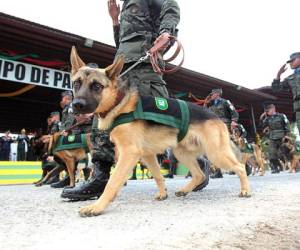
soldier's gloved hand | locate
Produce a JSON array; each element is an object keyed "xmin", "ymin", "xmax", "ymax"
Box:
[
  {"xmin": 108, "ymin": 0, "xmax": 120, "ymax": 25},
  {"xmin": 276, "ymin": 63, "xmax": 287, "ymax": 80}
]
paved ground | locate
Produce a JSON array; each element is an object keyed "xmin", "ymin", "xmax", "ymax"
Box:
[{"xmin": 1, "ymin": 172, "xmax": 300, "ymax": 250}]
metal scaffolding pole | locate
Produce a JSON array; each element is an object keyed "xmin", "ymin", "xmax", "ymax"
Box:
[{"xmin": 250, "ymin": 104, "xmax": 257, "ymax": 135}]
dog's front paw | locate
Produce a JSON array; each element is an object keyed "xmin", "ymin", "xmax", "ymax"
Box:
[
  {"xmin": 175, "ymin": 191, "xmax": 188, "ymax": 197},
  {"xmin": 79, "ymin": 204, "xmax": 104, "ymax": 217},
  {"xmin": 239, "ymin": 190, "xmax": 251, "ymax": 198},
  {"xmin": 155, "ymin": 193, "xmax": 168, "ymax": 201}
]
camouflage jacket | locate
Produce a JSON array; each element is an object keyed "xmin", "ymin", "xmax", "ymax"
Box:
[
  {"xmin": 49, "ymin": 121, "xmax": 61, "ymax": 135},
  {"xmin": 272, "ymin": 68, "xmax": 300, "ymax": 111},
  {"xmin": 233, "ymin": 123, "xmax": 247, "ymax": 138},
  {"xmin": 60, "ymin": 104, "xmax": 75, "ymax": 131},
  {"xmin": 261, "ymin": 113, "xmax": 290, "ymax": 140},
  {"xmin": 114, "ymin": 0, "xmax": 180, "ymax": 63},
  {"xmin": 208, "ymin": 98, "xmax": 239, "ymax": 125}
]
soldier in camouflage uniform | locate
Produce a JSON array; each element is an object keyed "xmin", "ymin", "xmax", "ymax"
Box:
[
  {"xmin": 59, "ymin": 91, "xmax": 75, "ymax": 132},
  {"xmin": 62, "ymin": 0, "xmax": 181, "ymax": 200},
  {"xmin": 40, "ymin": 112, "xmax": 61, "ymax": 185},
  {"xmin": 260, "ymin": 104, "xmax": 290, "ymax": 174},
  {"xmin": 51, "ymin": 91, "xmax": 76, "ymax": 188},
  {"xmin": 272, "ymin": 52, "xmax": 300, "ymax": 133},
  {"xmin": 207, "ymin": 88, "xmax": 239, "ymax": 178},
  {"xmin": 207, "ymin": 88, "xmax": 239, "ymax": 130},
  {"xmin": 48, "ymin": 111, "xmax": 61, "ymax": 135}
]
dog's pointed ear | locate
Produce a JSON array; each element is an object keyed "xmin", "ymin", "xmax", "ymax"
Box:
[
  {"xmin": 105, "ymin": 55, "xmax": 125, "ymax": 79},
  {"xmin": 70, "ymin": 46, "xmax": 86, "ymax": 76}
]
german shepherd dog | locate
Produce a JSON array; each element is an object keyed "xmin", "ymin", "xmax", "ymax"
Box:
[
  {"xmin": 70, "ymin": 47, "xmax": 250, "ymax": 217},
  {"xmin": 231, "ymin": 134, "xmax": 265, "ymax": 176},
  {"xmin": 35, "ymin": 133, "xmax": 93, "ymax": 187},
  {"xmin": 280, "ymin": 136, "xmax": 300, "ymax": 173}
]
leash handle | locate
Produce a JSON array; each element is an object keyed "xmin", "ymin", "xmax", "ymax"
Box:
[{"xmin": 149, "ymin": 36, "xmax": 185, "ymax": 74}]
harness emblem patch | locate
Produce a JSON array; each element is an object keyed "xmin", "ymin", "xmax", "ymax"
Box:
[
  {"xmin": 155, "ymin": 97, "xmax": 168, "ymax": 111},
  {"xmin": 67, "ymin": 135, "xmax": 75, "ymax": 143}
]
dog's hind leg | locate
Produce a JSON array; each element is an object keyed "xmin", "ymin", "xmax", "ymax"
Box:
[
  {"xmin": 141, "ymin": 155, "xmax": 168, "ymax": 201},
  {"xmin": 207, "ymin": 149, "xmax": 250, "ymax": 197},
  {"xmin": 172, "ymin": 147, "xmax": 205, "ymax": 197},
  {"xmin": 79, "ymin": 151, "xmax": 140, "ymax": 217}
]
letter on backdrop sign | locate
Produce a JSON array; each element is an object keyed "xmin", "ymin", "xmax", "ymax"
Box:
[{"xmin": 0, "ymin": 58, "xmax": 72, "ymax": 90}]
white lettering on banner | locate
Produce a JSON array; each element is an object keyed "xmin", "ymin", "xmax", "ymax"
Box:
[{"xmin": 0, "ymin": 58, "xmax": 72, "ymax": 90}]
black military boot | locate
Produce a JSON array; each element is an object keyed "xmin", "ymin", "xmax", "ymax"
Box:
[
  {"xmin": 50, "ymin": 175, "xmax": 70, "ymax": 188},
  {"xmin": 61, "ymin": 160, "xmax": 111, "ymax": 200},
  {"xmin": 193, "ymin": 156, "xmax": 210, "ymax": 191},
  {"xmin": 211, "ymin": 168, "xmax": 223, "ymax": 178}
]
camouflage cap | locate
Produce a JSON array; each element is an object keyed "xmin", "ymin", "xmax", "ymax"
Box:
[
  {"xmin": 210, "ymin": 88, "xmax": 223, "ymax": 95},
  {"xmin": 287, "ymin": 52, "xmax": 300, "ymax": 63},
  {"xmin": 50, "ymin": 111, "xmax": 60, "ymax": 117},
  {"xmin": 61, "ymin": 90, "xmax": 73, "ymax": 98}
]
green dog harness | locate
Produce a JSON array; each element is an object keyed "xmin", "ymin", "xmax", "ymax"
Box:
[
  {"xmin": 53, "ymin": 134, "xmax": 89, "ymax": 153},
  {"xmin": 111, "ymin": 96, "xmax": 190, "ymax": 141}
]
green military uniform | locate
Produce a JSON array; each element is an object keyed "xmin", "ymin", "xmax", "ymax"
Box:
[
  {"xmin": 114, "ymin": 0, "xmax": 180, "ymax": 98},
  {"xmin": 90, "ymin": 116, "xmax": 115, "ymax": 164},
  {"xmin": 40, "ymin": 112, "xmax": 61, "ymax": 184},
  {"xmin": 262, "ymin": 112, "xmax": 290, "ymax": 173},
  {"xmin": 60, "ymin": 103, "xmax": 75, "ymax": 131},
  {"xmin": 272, "ymin": 52, "xmax": 300, "ymax": 132},
  {"xmin": 208, "ymin": 97, "xmax": 239, "ymax": 130}
]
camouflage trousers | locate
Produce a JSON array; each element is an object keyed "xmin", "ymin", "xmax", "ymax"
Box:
[
  {"xmin": 122, "ymin": 63, "xmax": 169, "ymax": 98},
  {"xmin": 268, "ymin": 138, "xmax": 282, "ymax": 160},
  {"xmin": 91, "ymin": 116, "xmax": 115, "ymax": 163}
]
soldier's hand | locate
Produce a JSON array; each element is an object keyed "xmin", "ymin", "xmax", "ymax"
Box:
[
  {"xmin": 276, "ymin": 64, "xmax": 287, "ymax": 80},
  {"xmin": 150, "ymin": 32, "xmax": 171, "ymax": 54},
  {"xmin": 108, "ymin": 0, "xmax": 120, "ymax": 25}
]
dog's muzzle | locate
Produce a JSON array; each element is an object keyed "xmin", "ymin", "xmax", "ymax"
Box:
[{"xmin": 73, "ymin": 98, "xmax": 87, "ymax": 112}]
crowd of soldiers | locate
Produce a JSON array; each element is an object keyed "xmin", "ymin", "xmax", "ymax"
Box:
[{"xmin": 30, "ymin": 0, "xmax": 300, "ymax": 204}]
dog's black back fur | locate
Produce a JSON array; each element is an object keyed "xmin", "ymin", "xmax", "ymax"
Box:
[{"xmin": 187, "ymin": 102, "xmax": 218, "ymax": 123}]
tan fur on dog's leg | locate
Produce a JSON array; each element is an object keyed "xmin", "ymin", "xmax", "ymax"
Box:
[
  {"xmin": 290, "ymin": 158, "xmax": 297, "ymax": 173},
  {"xmin": 79, "ymin": 152, "xmax": 139, "ymax": 217},
  {"xmin": 141, "ymin": 155, "xmax": 167, "ymax": 201},
  {"xmin": 199, "ymin": 122, "xmax": 250, "ymax": 197},
  {"xmin": 172, "ymin": 148, "xmax": 205, "ymax": 197}
]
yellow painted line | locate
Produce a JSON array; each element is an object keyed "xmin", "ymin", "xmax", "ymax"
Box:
[
  {"xmin": 0, "ymin": 161, "xmax": 41, "ymax": 166},
  {"xmin": 0, "ymin": 169, "xmax": 42, "ymax": 175},
  {"xmin": 0, "ymin": 179, "xmax": 39, "ymax": 185}
]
